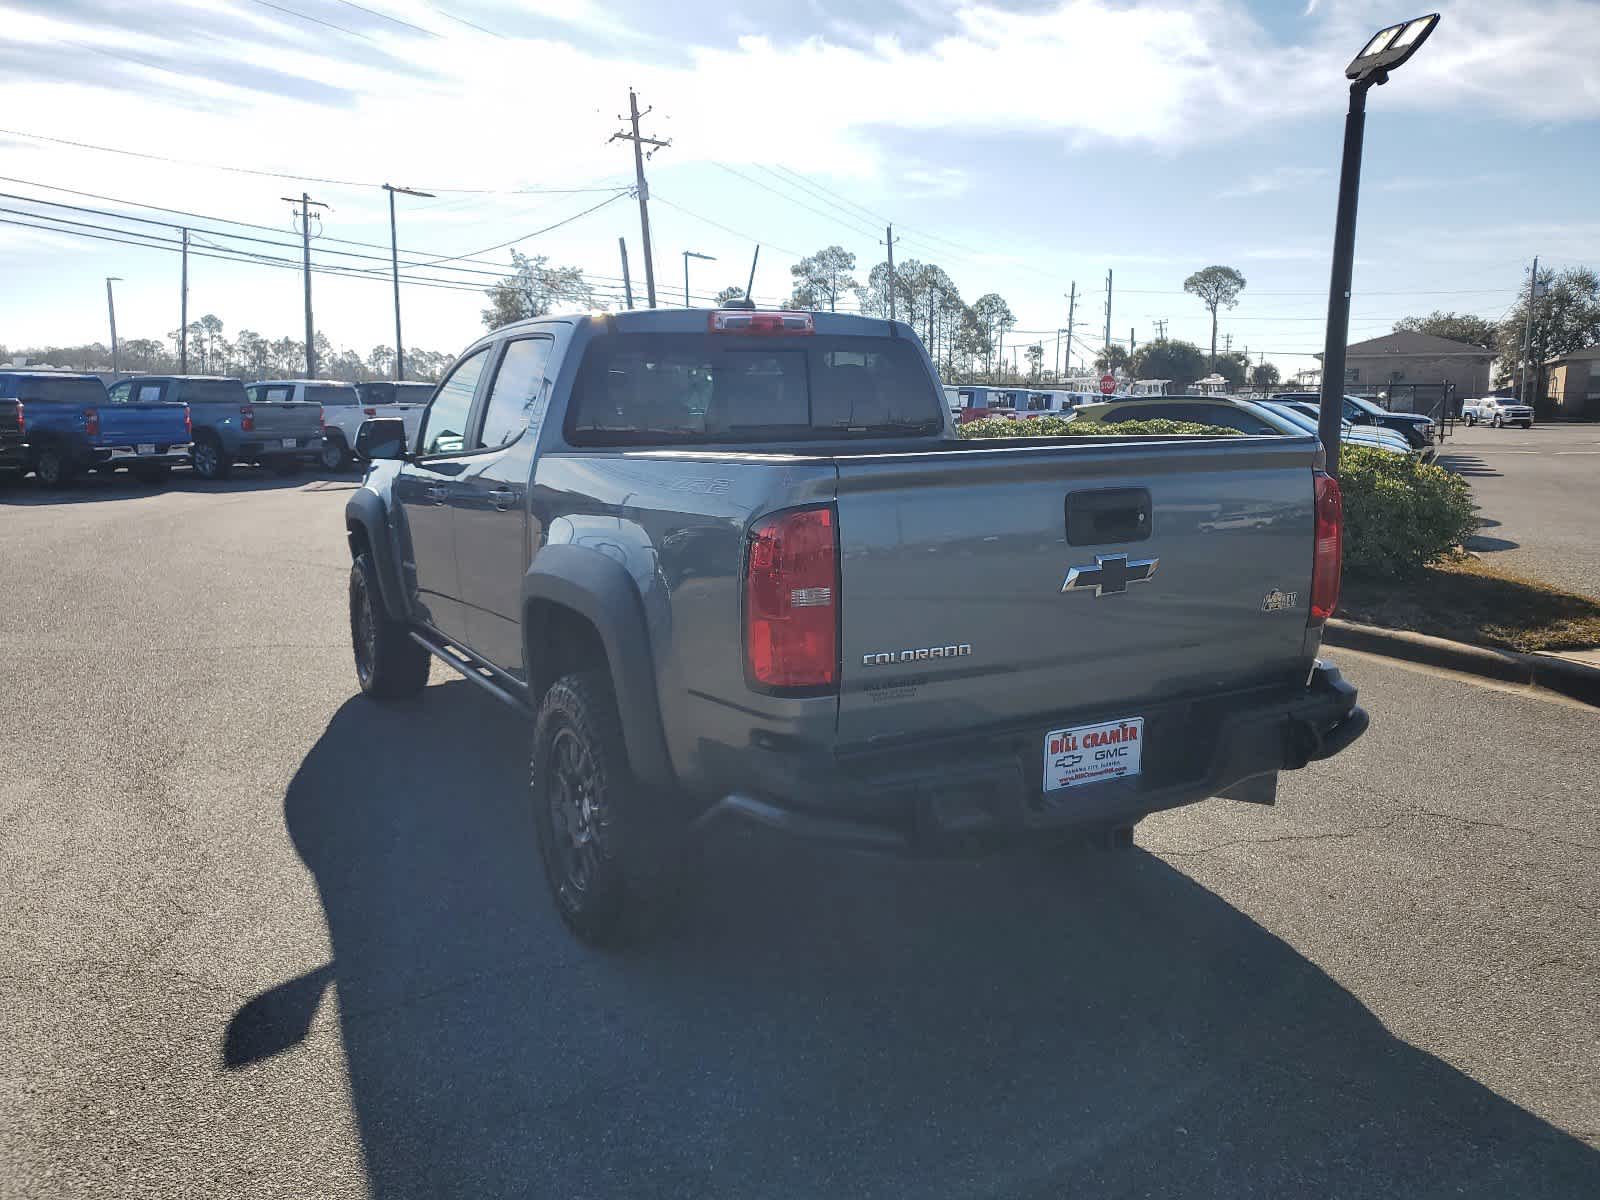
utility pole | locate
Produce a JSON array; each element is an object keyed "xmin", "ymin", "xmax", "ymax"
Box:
[
  {"xmin": 383, "ymin": 184, "xmax": 434, "ymax": 380},
  {"xmin": 1520, "ymin": 255, "xmax": 1540, "ymax": 407},
  {"xmin": 1129, "ymin": 327, "xmax": 1135, "ymax": 356},
  {"xmin": 1154, "ymin": 318, "xmax": 1168, "ymax": 340},
  {"xmin": 883, "ymin": 225, "xmax": 897, "ymax": 321},
  {"xmin": 282, "ymin": 192, "xmax": 329, "ymax": 376},
  {"xmin": 744, "ymin": 245, "xmax": 760, "ymax": 302},
  {"xmin": 618, "ymin": 238, "xmax": 633, "ymax": 309},
  {"xmin": 105, "ymin": 277, "xmax": 122, "ymax": 375},
  {"xmin": 1103, "ymin": 269, "xmax": 1113, "ymax": 361},
  {"xmin": 1065, "ymin": 282, "xmax": 1077, "ymax": 376},
  {"xmin": 179, "ymin": 227, "xmax": 189, "ymax": 375},
  {"xmin": 610, "ymin": 89, "xmax": 668, "ymax": 308}
]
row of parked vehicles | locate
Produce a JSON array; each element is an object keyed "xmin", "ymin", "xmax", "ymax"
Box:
[{"xmin": 0, "ymin": 370, "xmax": 435, "ymax": 486}]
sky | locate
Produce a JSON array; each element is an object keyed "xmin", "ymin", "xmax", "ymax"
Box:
[{"xmin": 1, "ymin": 0, "xmax": 1598, "ymax": 379}]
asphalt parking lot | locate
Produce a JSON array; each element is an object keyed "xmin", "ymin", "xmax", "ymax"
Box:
[
  {"xmin": 2, "ymin": 471, "xmax": 1599, "ymax": 1199},
  {"xmin": 1438, "ymin": 422, "xmax": 1600, "ymax": 599}
]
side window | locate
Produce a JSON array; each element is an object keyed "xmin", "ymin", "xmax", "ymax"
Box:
[
  {"xmin": 107, "ymin": 381, "xmax": 132, "ymax": 403},
  {"xmin": 419, "ymin": 348, "xmax": 489, "ymax": 456},
  {"xmin": 476, "ymin": 336, "xmax": 554, "ymax": 449},
  {"xmin": 262, "ymin": 385, "xmax": 293, "ymax": 403},
  {"xmin": 134, "ymin": 383, "xmax": 164, "ymax": 403}
]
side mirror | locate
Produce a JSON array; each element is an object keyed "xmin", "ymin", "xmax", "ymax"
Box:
[{"xmin": 356, "ymin": 417, "xmax": 408, "ymax": 461}]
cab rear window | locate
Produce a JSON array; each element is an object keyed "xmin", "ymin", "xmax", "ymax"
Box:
[
  {"xmin": 307, "ymin": 385, "xmax": 358, "ymax": 406},
  {"xmin": 177, "ymin": 380, "xmax": 247, "ymax": 404},
  {"xmin": 567, "ymin": 334, "xmax": 943, "ymax": 445},
  {"xmin": 1, "ymin": 377, "xmax": 106, "ymax": 404}
]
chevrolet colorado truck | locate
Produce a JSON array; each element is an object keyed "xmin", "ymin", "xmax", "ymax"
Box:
[
  {"xmin": 345, "ymin": 309, "xmax": 1368, "ymax": 943},
  {"xmin": 4, "ymin": 371, "xmax": 191, "ymax": 486}
]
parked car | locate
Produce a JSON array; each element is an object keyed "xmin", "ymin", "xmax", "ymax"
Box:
[
  {"xmin": 254, "ymin": 379, "xmax": 429, "ymax": 470},
  {"xmin": 1070, "ymin": 395, "xmax": 1300, "ymax": 434},
  {"xmin": 5, "ymin": 371, "xmax": 191, "ymax": 486},
  {"xmin": 1460, "ymin": 396, "xmax": 1534, "ymax": 429},
  {"xmin": 948, "ymin": 385, "xmax": 1022, "ymax": 423},
  {"xmin": 0, "ymin": 396, "xmax": 24, "ymax": 482},
  {"xmin": 1258, "ymin": 401, "xmax": 1425, "ymax": 459},
  {"xmin": 1272, "ymin": 391, "xmax": 1435, "ymax": 449},
  {"xmin": 112, "ymin": 376, "xmax": 321, "ymax": 480},
  {"xmin": 345, "ymin": 308, "xmax": 1366, "ymax": 944}
]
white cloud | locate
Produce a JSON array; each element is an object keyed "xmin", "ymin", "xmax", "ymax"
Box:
[{"xmin": 1220, "ymin": 166, "xmax": 1331, "ymax": 198}]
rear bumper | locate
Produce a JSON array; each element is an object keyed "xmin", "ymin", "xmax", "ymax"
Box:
[
  {"xmin": 93, "ymin": 443, "xmax": 192, "ymax": 466},
  {"xmin": 699, "ymin": 662, "xmax": 1367, "ymax": 856},
  {"xmin": 238, "ymin": 438, "xmax": 322, "ymax": 463}
]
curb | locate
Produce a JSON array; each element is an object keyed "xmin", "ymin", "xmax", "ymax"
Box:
[{"xmin": 1323, "ymin": 619, "xmax": 1600, "ymax": 707}]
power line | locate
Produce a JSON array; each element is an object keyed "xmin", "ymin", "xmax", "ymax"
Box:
[
  {"xmin": 328, "ymin": 0, "xmax": 440, "ymax": 37},
  {"xmin": 410, "ymin": 190, "xmax": 632, "ymax": 265},
  {"xmin": 712, "ymin": 162, "xmax": 881, "ymax": 239},
  {"xmin": 247, "ymin": 0, "xmax": 379, "ymax": 43},
  {"xmin": 0, "ymin": 127, "xmax": 633, "ymax": 195},
  {"xmin": 649, "ymin": 194, "xmax": 803, "ymax": 258}
]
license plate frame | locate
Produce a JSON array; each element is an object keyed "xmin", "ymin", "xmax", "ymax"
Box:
[
  {"xmin": 1043, "ymin": 717, "xmax": 1144, "ymax": 793},
  {"xmin": 136, "ymin": 442, "xmax": 156, "ymax": 455},
  {"xmin": 280, "ymin": 437, "xmax": 297, "ymax": 449}
]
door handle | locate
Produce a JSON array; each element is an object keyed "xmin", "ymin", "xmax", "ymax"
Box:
[
  {"xmin": 425, "ymin": 485, "xmax": 449, "ymax": 503},
  {"xmin": 488, "ymin": 486, "xmax": 516, "ymax": 511}
]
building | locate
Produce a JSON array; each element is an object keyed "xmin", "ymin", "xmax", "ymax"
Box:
[
  {"xmin": 1544, "ymin": 345, "xmax": 1600, "ymax": 419},
  {"xmin": 1321, "ymin": 331, "xmax": 1496, "ymax": 398}
]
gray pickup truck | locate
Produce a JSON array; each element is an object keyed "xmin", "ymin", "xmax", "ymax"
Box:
[
  {"xmin": 110, "ymin": 376, "xmax": 324, "ymax": 479},
  {"xmin": 345, "ymin": 309, "xmax": 1367, "ymax": 943}
]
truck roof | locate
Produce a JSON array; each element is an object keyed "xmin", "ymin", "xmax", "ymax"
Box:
[{"xmin": 490, "ymin": 307, "xmax": 902, "ymax": 341}]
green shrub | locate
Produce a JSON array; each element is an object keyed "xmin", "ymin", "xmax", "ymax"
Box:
[
  {"xmin": 959, "ymin": 416, "xmax": 1242, "ymax": 439},
  {"xmin": 1338, "ymin": 445, "xmax": 1475, "ymax": 579}
]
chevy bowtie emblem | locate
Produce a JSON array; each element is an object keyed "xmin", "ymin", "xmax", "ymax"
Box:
[{"xmin": 1061, "ymin": 553, "xmax": 1159, "ymax": 596}]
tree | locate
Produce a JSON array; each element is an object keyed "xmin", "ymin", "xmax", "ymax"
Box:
[
  {"xmin": 1094, "ymin": 345, "xmax": 1132, "ymax": 375},
  {"xmin": 198, "ymin": 314, "xmax": 225, "ymax": 373},
  {"xmin": 788, "ymin": 245, "xmax": 858, "ymax": 312},
  {"xmin": 368, "ymin": 345, "xmax": 395, "ymax": 378},
  {"xmin": 1025, "ymin": 343, "xmax": 1044, "ymax": 381},
  {"xmin": 1214, "ymin": 351, "xmax": 1251, "ymax": 389},
  {"xmin": 1393, "ymin": 311, "xmax": 1497, "ymax": 348},
  {"xmin": 1250, "ymin": 361, "xmax": 1281, "ymax": 389},
  {"xmin": 971, "ymin": 293, "xmax": 1015, "ymax": 375},
  {"xmin": 1494, "ymin": 265, "xmax": 1600, "ymax": 410},
  {"xmin": 481, "ymin": 251, "xmax": 592, "ymax": 329},
  {"xmin": 1131, "ymin": 338, "xmax": 1207, "ymax": 392},
  {"xmin": 714, "ymin": 285, "xmax": 747, "ymax": 305},
  {"xmin": 1182, "ymin": 265, "xmax": 1246, "ymax": 367}
]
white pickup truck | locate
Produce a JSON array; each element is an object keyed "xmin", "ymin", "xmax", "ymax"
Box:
[
  {"xmin": 1461, "ymin": 396, "xmax": 1534, "ymax": 429},
  {"xmin": 249, "ymin": 379, "xmax": 433, "ymax": 470}
]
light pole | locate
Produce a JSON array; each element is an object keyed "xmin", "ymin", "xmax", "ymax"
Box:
[
  {"xmin": 383, "ymin": 183, "xmax": 435, "ymax": 380},
  {"xmin": 1317, "ymin": 13, "xmax": 1440, "ymax": 477},
  {"xmin": 105, "ymin": 277, "xmax": 122, "ymax": 375},
  {"xmin": 683, "ymin": 250, "xmax": 714, "ymax": 307}
]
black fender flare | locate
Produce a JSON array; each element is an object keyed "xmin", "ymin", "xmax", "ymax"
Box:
[
  {"xmin": 344, "ymin": 489, "xmax": 408, "ymax": 621},
  {"xmin": 522, "ymin": 544, "xmax": 675, "ymax": 785}
]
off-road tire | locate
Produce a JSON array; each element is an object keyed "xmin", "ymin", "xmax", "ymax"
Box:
[
  {"xmin": 531, "ymin": 671, "xmax": 685, "ymax": 946},
  {"xmin": 349, "ymin": 551, "xmax": 430, "ymax": 700},
  {"xmin": 192, "ymin": 435, "xmax": 232, "ymax": 480},
  {"xmin": 320, "ymin": 437, "xmax": 351, "ymax": 472}
]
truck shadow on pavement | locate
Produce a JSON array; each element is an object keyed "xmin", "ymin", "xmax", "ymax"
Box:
[
  {"xmin": 232, "ymin": 680, "xmax": 1600, "ymax": 1199},
  {"xmin": 0, "ymin": 471, "xmax": 358, "ymax": 506},
  {"xmin": 1435, "ymin": 452, "xmax": 1502, "ymax": 479}
]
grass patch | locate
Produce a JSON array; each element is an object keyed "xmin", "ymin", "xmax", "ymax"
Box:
[{"xmin": 1340, "ymin": 556, "xmax": 1600, "ymax": 653}]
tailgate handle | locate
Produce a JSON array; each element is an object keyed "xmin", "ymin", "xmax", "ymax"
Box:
[{"xmin": 1066, "ymin": 488, "xmax": 1151, "ymax": 546}]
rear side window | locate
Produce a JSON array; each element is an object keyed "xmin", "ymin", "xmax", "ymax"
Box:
[
  {"xmin": 307, "ymin": 385, "xmax": 357, "ymax": 406},
  {"xmin": 567, "ymin": 334, "xmax": 942, "ymax": 444},
  {"xmin": 3, "ymin": 377, "xmax": 106, "ymax": 404},
  {"xmin": 356, "ymin": 383, "xmax": 393, "ymax": 405},
  {"xmin": 176, "ymin": 380, "xmax": 245, "ymax": 404}
]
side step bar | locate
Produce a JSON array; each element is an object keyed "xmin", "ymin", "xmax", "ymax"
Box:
[{"xmin": 408, "ymin": 628, "xmax": 531, "ymax": 713}]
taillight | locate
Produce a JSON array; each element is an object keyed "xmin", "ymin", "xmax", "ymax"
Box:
[
  {"xmin": 710, "ymin": 310, "xmax": 814, "ymax": 335},
  {"xmin": 320, "ymin": 405, "xmax": 328, "ymax": 429},
  {"xmin": 240, "ymin": 404, "xmax": 255, "ymax": 432},
  {"xmin": 1309, "ymin": 471, "xmax": 1343, "ymax": 624},
  {"xmin": 744, "ymin": 506, "xmax": 838, "ymax": 691},
  {"xmin": 183, "ymin": 404, "xmax": 192, "ymax": 437},
  {"xmin": 362, "ymin": 407, "xmax": 377, "ymax": 418},
  {"xmin": 14, "ymin": 400, "xmax": 22, "ymax": 435},
  {"xmin": 84, "ymin": 407, "xmax": 100, "ymax": 436}
]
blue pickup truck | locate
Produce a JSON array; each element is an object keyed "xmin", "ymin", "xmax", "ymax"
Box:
[{"xmin": 0, "ymin": 371, "xmax": 192, "ymax": 486}]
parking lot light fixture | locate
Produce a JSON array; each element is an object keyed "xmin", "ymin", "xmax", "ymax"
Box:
[{"xmin": 1318, "ymin": 13, "xmax": 1440, "ymax": 478}]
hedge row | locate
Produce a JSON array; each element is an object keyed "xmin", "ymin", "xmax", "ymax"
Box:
[{"xmin": 959, "ymin": 416, "xmax": 1242, "ymax": 439}]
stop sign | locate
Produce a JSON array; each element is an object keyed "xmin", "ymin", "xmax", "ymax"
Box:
[{"xmin": 1099, "ymin": 373, "xmax": 1116, "ymax": 395}]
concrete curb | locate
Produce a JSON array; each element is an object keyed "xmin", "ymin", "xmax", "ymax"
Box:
[{"xmin": 1323, "ymin": 619, "xmax": 1600, "ymax": 707}]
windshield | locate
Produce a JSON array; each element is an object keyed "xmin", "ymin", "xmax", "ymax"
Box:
[
  {"xmin": 3, "ymin": 376, "xmax": 106, "ymax": 404},
  {"xmin": 307, "ymin": 384, "xmax": 358, "ymax": 406},
  {"xmin": 567, "ymin": 333, "xmax": 943, "ymax": 444},
  {"xmin": 179, "ymin": 380, "xmax": 247, "ymax": 404}
]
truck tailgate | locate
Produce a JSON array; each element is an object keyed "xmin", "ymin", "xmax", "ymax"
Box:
[
  {"xmin": 251, "ymin": 401, "xmax": 323, "ymax": 437},
  {"xmin": 97, "ymin": 403, "xmax": 189, "ymax": 445},
  {"xmin": 833, "ymin": 437, "xmax": 1318, "ymax": 748}
]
